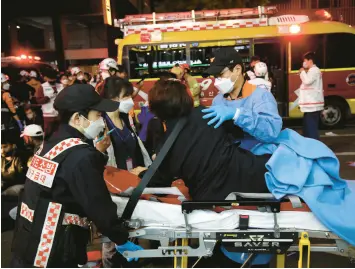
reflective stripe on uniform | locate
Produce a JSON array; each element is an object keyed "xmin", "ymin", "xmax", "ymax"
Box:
[
  {"xmin": 34, "ymin": 202, "xmax": 62, "ymax": 268},
  {"xmin": 43, "ymin": 138, "xmax": 87, "ymax": 160},
  {"xmin": 20, "ymin": 202, "xmax": 88, "ymax": 228},
  {"xmin": 62, "ymin": 213, "xmax": 89, "ymax": 228},
  {"xmin": 20, "ymin": 202, "xmax": 34, "ymax": 222}
]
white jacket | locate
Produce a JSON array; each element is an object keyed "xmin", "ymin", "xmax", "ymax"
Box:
[
  {"xmin": 248, "ymin": 78, "xmax": 272, "ymax": 92},
  {"xmin": 299, "ymin": 65, "xmax": 324, "ymax": 113},
  {"xmin": 41, "ymin": 82, "xmax": 63, "ymax": 118}
]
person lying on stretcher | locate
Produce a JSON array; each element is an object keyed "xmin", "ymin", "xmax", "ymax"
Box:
[{"xmin": 136, "ymin": 79, "xmax": 355, "ymax": 248}]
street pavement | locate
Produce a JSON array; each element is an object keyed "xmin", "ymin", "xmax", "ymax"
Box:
[{"xmin": 2, "ymin": 121, "xmax": 355, "ymax": 267}]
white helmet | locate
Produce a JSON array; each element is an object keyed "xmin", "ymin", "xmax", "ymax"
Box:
[
  {"xmin": 70, "ymin": 67, "xmax": 82, "ymax": 76},
  {"xmin": 20, "ymin": 70, "xmax": 30, "ymax": 77},
  {"xmin": 29, "ymin": 70, "xmax": 38, "ymax": 78},
  {"xmin": 254, "ymin": 62, "xmax": 268, "ymax": 77},
  {"xmin": 99, "ymin": 58, "xmax": 118, "ymax": 71},
  {"xmin": 1, "ymin": 73, "xmax": 9, "ymax": 83}
]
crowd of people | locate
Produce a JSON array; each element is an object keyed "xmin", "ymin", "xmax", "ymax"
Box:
[{"xmin": 2, "ymin": 48, "xmax": 334, "ymax": 268}]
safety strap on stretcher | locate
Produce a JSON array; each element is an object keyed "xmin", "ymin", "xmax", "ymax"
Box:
[{"xmin": 121, "ymin": 117, "xmax": 188, "ymax": 220}]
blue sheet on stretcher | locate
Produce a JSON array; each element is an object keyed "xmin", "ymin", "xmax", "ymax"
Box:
[{"xmin": 252, "ymin": 128, "xmax": 355, "ymax": 246}]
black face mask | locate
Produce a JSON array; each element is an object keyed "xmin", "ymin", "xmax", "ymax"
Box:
[{"xmin": 49, "ymin": 80, "xmax": 56, "ymax": 85}]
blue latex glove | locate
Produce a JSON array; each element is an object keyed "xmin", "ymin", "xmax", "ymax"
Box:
[
  {"xmin": 16, "ymin": 120, "xmax": 24, "ymax": 132},
  {"xmin": 202, "ymin": 106, "xmax": 236, "ymax": 128},
  {"xmin": 115, "ymin": 241, "xmax": 143, "ymax": 262}
]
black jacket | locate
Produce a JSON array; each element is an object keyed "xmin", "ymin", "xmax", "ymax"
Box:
[
  {"xmin": 148, "ymin": 107, "xmax": 271, "ymax": 200},
  {"xmin": 23, "ymin": 124, "xmax": 128, "ymax": 245}
]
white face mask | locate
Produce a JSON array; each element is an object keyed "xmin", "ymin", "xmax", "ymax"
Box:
[
  {"xmin": 26, "ymin": 113, "xmax": 34, "ymax": 120},
  {"xmin": 61, "ymin": 79, "xmax": 69, "ymax": 85},
  {"xmin": 80, "ymin": 116, "xmax": 105, "ymax": 140},
  {"xmin": 303, "ymin": 62, "xmax": 309, "ymax": 69},
  {"xmin": 214, "ymin": 76, "xmax": 238, "ymax": 95},
  {"xmin": 2, "ymin": 83, "xmax": 10, "ymax": 90},
  {"xmin": 101, "ymin": 71, "xmax": 110, "ymax": 80},
  {"xmin": 77, "ymin": 74, "xmax": 84, "ymax": 81},
  {"xmin": 118, "ymin": 98, "xmax": 134, "ymax": 113}
]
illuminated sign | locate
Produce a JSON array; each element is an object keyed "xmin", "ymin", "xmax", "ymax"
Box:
[{"xmin": 158, "ymin": 43, "xmax": 186, "ymax": 49}]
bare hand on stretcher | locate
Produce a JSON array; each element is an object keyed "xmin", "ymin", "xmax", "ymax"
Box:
[{"xmin": 130, "ymin": 166, "xmax": 147, "ymax": 176}]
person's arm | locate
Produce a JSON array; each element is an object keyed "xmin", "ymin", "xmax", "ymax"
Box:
[
  {"xmin": 188, "ymin": 78, "xmax": 200, "ymax": 97},
  {"xmin": 2, "ymin": 92, "xmax": 20, "ymax": 121},
  {"xmin": 35, "ymin": 85, "xmax": 50, "ymax": 104},
  {"xmin": 66, "ymin": 150, "xmax": 128, "ymax": 245},
  {"xmin": 233, "ymin": 91, "xmax": 282, "ymax": 142},
  {"xmin": 300, "ymin": 68, "xmax": 319, "ymax": 86}
]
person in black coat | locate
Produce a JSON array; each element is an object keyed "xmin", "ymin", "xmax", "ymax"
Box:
[
  {"xmin": 146, "ymin": 79, "xmax": 271, "ymax": 201},
  {"xmin": 10, "ymin": 84, "xmax": 141, "ymax": 268}
]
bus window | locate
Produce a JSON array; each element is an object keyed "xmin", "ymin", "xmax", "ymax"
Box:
[
  {"xmin": 189, "ymin": 40, "xmax": 251, "ymax": 76},
  {"xmin": 126, "ymin": 44, "xmax": 187, "ymax": 78},
  {"xmin": 325, "ymin": 33, "xmax": 355, "ymax": 69},
  {"xmin": 291, "ymin": 34, "xmax": 325, "ymax": 70},
  {"xmin": 254, "ymin": 40, "xmax": 281, "ymax": 69}
]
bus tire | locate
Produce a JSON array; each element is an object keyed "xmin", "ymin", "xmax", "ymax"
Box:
[{"xmin": 320, "ymin": 97, "xmax": 348, "ymax": 129}]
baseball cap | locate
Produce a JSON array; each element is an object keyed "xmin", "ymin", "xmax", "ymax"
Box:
[
  {"xmin": 20, "ymin": 124, "xmax": 44, "ymax": 137},
  {"xmin": 54, "ymin": 84, "xmax": 119, "ymax": 112},
  {"xmin": 204, "ymin": 47, "xmax": 243, "ymax": 76}
]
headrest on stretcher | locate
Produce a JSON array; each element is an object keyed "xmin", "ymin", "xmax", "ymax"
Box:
[{"xmin": 104, "ymin": 166, "xmax": 311, "ymax": 212}]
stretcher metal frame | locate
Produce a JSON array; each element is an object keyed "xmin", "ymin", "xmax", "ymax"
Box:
[{"xmin": 95, "ymin": 198, "xmax": 355, "ymax": 268}]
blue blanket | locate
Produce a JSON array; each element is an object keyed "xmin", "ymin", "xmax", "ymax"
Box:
[{"xmin": 252, "ymin": 128, "xmax": 355, "ymax": 246}]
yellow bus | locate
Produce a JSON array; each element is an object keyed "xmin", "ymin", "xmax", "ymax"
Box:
[{"xmin": 116, "ymin": 6, "xmax": 355, "ymax": 128}]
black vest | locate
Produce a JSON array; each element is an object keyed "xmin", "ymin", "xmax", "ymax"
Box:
[{"xmin": 12, "ymin": 138, "xmax": 91, "ymax": 267}]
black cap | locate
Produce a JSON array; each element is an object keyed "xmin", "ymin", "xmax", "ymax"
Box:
[
  {"xmin": 205, "ymin": 47, "xmax": 243, "ymax": 76},
  {"xmin": 54, "ymin": 84, "xmax": 119, "ymax": 112}
]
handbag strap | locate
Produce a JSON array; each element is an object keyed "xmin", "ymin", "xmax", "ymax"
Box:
[{"xmin": 121, "ymin": 117, "xmax": 188, "ymax": 220}]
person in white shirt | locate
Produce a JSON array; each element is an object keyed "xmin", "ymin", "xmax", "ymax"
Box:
[
  {"xmin": 299, "ymin": 52, "xmax": 324, "ymax": 140},
  {"xmin": 35, "ymin": 68, "xmax": 63, "ymax": 138}
]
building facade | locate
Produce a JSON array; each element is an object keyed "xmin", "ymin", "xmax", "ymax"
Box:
[
  {"xmin": 276, "ymin": 0, "xmax": 355, "ymax": 25},
  {"xmin": 1, "ymin": 0, "xmax": 146, "ymax": 71}
]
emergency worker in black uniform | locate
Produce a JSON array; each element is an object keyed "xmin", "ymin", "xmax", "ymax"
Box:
[{"xmin": 11, "ymin": 84, "xmax": 142, "ymax": 268}]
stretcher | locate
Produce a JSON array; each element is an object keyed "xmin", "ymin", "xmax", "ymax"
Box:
[{"xmin": 93, "ymin": 191, "xmax": 355, "ymax": 268}]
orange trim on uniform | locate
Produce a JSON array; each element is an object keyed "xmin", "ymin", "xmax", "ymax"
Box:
[{"xmin": 2, "ymin": 91, "xmax": 17, "ymax": 114}]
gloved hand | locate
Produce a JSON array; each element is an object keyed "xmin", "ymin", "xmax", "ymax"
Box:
[
  {"xmin": 16, "ymin": 120, "xmax": 24, "ymax": 132},
  {"xmin": 202, "ymin": 106, "xmax": 237, "ymax": 128},
  {"xmin": 115, "ymin": 241, "xmax": 143, "ymax": 262}
]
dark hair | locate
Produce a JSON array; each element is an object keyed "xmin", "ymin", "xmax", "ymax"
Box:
[
  {"xmin": 59, "ymin": 73, "xmax": 69, "ymax": 80},
  {"xmin": 103, "ymin": 77, "xmax": 133, "ymax": 100},
  {"xmin": 157, "ymin": 71, "xmax": 177, "ymax": 81},
  {"xmin": 226, "ymin": 62, "xmax": 245, "ymax": 74},
  {"xmin": 149, "ymin": 80, "xmax": 193, "ymax": 120},
  {"xmin": 84, "ymin": 72, "xmax": 92, "ymax": 81},
  {"xmin": 117, "ymin": 65, "xmax": 127, "ymax": 74},
  {"xmin": 24, "ymin": 104, "xmax": 33, "ymax": 112},
  {"xmin": 42, "ymin": 67, "xmax": 58, "ymax": 79},
  {"xmin": 251, "ymin": 55, "xmax": 260, "ymax": 63},
  {"xmin": 303, "ymin": 51, "xmax": 316, "ymax": 62},
  {"xmin": 32, "ymin": 135, "xmax": 44, "ymax": 144},
  {"xmin": 57, "ymin": 109, "xmax": 90, "ymax": 124}
]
